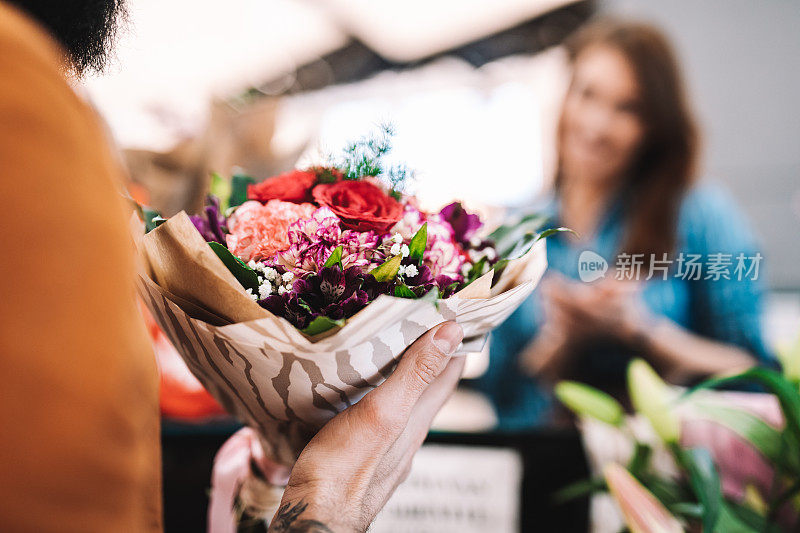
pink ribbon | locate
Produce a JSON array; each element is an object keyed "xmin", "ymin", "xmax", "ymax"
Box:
[{"xmin": 207, "ymin": 428, "xmax": 291, "ymax": 533}]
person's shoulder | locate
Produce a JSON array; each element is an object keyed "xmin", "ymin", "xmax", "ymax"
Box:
[{"xmin": 0, "ymin": 2, "xmax": 66, "ymax": 74}]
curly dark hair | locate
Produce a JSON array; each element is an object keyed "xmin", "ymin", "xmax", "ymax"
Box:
[{"xmin": 9, "ymin": 0, "xmax": 127, "ymax": 76}]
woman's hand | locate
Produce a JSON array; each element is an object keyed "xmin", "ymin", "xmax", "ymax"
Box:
[
  {"xmin": 545, "ymin": 276, "xmax": 652, "ymax": 344},
  {"xmin": 520, "ymin": 275, "xmax": 651, "ymax": 379},
  {"xmin": 268, "ymin": 321, "xmax": 465, "ymax": 533}
]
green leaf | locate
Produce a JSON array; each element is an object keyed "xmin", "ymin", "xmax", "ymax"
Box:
[
  {"xmin": 690, "ymin": 401, "xmax": 786, "ymax": 469},
  {"xmin": 716, "ymin": 501, "xmax": 779, "ymax": 533},
  {"xmin": 369, "ymin": 255, "xmax": 402, "ymax": 282},
  {"xmin": 142, "ymin": 206, "xmax": 165, "ymax": 233},
  {"xmin": 408, "ymin": 223, "xmax": 427, "ymax": 263},
  {"xmin": 537, "ymin": 227, "xmax": 576, "ymax": 241},
  {"xmin": 489, "ymin": 213, "xmax": 548, "ymax": 255},
  {"xmin": 669, "ymin": 502, "xmax": 704, "ymax": 519},
  {"xmin": 394, "ymin": 284, "xmax": 417, "ymax": 299},
  {"xmin": 301, "ymin": 316, "xmax": 345, "ymax": 336},
  {"xmin": 687, "ymin": 368, "xmax": 800, "ymax": 448},
  {"xmin": 323, "ymin": 245, "xmax": 344, "ymax": 268},
  {"xmin": 637, "ymin": 474, "xmax": 691, "ymax": 507},
  {"xmin": 555, "ymin": 381, "xmax": 625, "ymax": 426},
  {"xmin": 679, "ymin": 447, "xmax": 722, "ymax": 533},
  {"xmin": 553, "ymin": 477, "xmax": 606, "ymax": 504},
  {"xmin": 210, "ymin": 172, "xmax": 232, "ymax": 212},
  {"xmin": 466, "ymin": 257, "xmax": 488, "ymax": 284},
  {"xmin": 628, "ymin": 443, "xmax": 653, "ymax": 476},
  {"xmin": 208, "ymin": 241, "xmax": 259, "ymax": 292},
  {"xmin": 230, "ymin": 173, "xmax": 256, "ymax": 207}
]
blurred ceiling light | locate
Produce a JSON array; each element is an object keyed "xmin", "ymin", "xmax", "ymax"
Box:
[{"xmin": 319, "ymin": 0, "xmax": 579, "ymax": 62}]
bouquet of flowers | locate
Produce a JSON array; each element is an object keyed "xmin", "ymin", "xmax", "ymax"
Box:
[{"xmin": 136, "ymin": 128, "xmax": 560, "ymax": 466}]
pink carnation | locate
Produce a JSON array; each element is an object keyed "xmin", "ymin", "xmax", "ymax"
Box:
[
  {"xmin": 388, "ymin": 207, "xmax": 466, "ymax": 280},
  {"xmin": 226, "ymin": 200, "xmax": 315, "ymax": 263},
  {"xmin": 271, "ymin": 207, "xmax": 382, "ymax": 276}
]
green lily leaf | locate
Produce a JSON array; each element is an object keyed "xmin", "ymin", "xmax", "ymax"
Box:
[
  {"xmin": 208, "ymin": 241, "xmax": 259, "ymax": 292},
  {"xmin": 369, "ymin": 255, "xmax": 402, "ymax": 282},
  {"xmin": 301, "ymin": 316, "xmax": 345, "ymax": 336},
  {"xmin": 553, "ymin": 477, "xmax": 606, "ymax": 504},
  {"xmin": 628, "ymin": 443, "xmax": 653, "ymax": 477},
  {"xmin": 679, "ymin": 447, "xmax": 722, "ymax": 533},
  {"xmin": 717, "ymin": 500, "xmax": 780, "ymax": 533},
  {"xmin": 230, "ymin": 173, "xmax": 256, "ymax": 207},
  {"xmin": 690, "ymin": 401, "xmax": 786, "ymax": 469},
  {"xmin": 210, "ymin": 172, "xmax": 232, "ymax": 212},
  {"xmin": 408, "ymin": 223, "xmax": 427, "ymax": 264},
  {"xmin": 323, "ymin": 245, "xmax": 344, "ymax": 268},
  {"xmin": 687, "ymin": 367, "xmax": 800, "ymax": 448},
  {"xmin": 555, "ymin": 381, "xmax": 625, "ymax": 426},
  {"xmin": 394, "ymin": 284, "xmax": 417, "ymax": 299}
]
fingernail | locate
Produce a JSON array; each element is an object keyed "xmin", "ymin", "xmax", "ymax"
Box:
[{"xmin": 433, "ymin": 321, "xmax": 463, "ymax": 355}]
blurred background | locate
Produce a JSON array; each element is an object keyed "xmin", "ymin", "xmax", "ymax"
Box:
[{"xmin": 83, "ymin": 0, "xmax": 800, "ymax": 530}]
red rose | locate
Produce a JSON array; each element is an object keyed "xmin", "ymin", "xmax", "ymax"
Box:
[
  {"xmin": 248, "ymin": 170, "xmax": 317, "ymax": 203},
  {"xmin": 312, "ymin": 180, "xmax": 403, "ymax": 232}
]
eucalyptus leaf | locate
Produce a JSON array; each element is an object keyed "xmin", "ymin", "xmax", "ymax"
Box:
[
  {"xmin": 301, "ymin": 316, "xmax": 345, "ymax": 336},
  {"xmin": 208, "ymin": 241, "xmax": 259, "ymax": 292},
  {"xmin": 408, "ymin": 223, "xmax": 427, "ymax": 264},
  {"xmin": 369, "ymin": 255, "xmax": 402, "ymax": 282},
  {"xmin": 323, "ymin": 245, "xmax": 344, "ymax": 268}
]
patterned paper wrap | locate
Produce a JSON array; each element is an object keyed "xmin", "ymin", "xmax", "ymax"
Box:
[{"xmin": 138, "ymin": 213, "xmax": 547, "ymax": 466}]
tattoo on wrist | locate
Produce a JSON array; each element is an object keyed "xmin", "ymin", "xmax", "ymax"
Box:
[{"xmin": 268, "ymin": 500, "xmax": 334, "ymax": 533}]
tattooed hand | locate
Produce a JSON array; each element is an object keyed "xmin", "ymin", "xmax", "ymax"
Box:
[{"xmin": 268, "ymin": 321, "xmax": 465, "ymax": 533}]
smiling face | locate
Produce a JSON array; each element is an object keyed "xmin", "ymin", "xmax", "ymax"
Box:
[{"xmin": 560, "ymin": 44, "xmax": 646, "ymax": 187}]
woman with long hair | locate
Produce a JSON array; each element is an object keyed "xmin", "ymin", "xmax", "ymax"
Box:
[{"xmin": 470, "ymin": 19, "xmax": 773, "ymax": 430}]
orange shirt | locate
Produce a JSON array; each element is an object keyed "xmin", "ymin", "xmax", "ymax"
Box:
[{"xmin": 0, "ymin": 3, "xmax": 162, "ymax": 531}]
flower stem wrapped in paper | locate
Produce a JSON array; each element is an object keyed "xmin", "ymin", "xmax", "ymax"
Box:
[{"xmin": 137, "ymin": 127, "xmax": 564, "ymax": 467}]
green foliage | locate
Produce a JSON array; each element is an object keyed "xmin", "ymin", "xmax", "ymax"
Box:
[
  {"xmin": 369, "ymin": 255, "xmax": 402, "ymax": 282},
  {"xmin": 678, "ymin": 446, "xmax": 722, "ymax": 532},
  {"xmin": 230, "ymin": 173, "xmax": 256, "ymax": 208},
  {"xmin": 142, "ymin": 206, "xmax": 166, "ymax": 233},
  {"xmin": 301, "ymin": 316, "xmax": 345, "ymax": 336},
  {"xmin": 688, "ymin": 368, "xmax": 800, "ymax": 450},
  {"xmin": 208, "ymin": 241, "xmax": 259, "ymax": 292},
  {"xmin": 556, "ymin": 360, "xmax": 800, "ymax": 532},
  {"xmin": 334, "ymin": 124, "xmax": 413, "ymax": 195},
  {"xmin": 408, "ymin": 223, "xmax": 427, "ymax": 264},
  {"xmin": 394, "ymin": 285, "xmax": 417, "ymax": 299},
  {"xmin": 323, "ymin": 245, "xmax": 344, "ymax": 269},
  {"xmin": 691, "ymin": 402, "xmax": 786, "ymax": 468},
  {"xmin": 210, "ymin": 172, "xmax": 232, "ymax": 212}
]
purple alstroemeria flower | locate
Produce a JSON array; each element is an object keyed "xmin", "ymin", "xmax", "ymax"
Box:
[
  {"xmin": 260, "ymin": 265, "xmax": 384, "ymax": 329},
  {"xmin": 190, "ymin": 196, "xmax": 228, "ymax": 245},
  {"xmin": 439, "ymin": 202, "xmax": 482, "ymax": 245}
]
